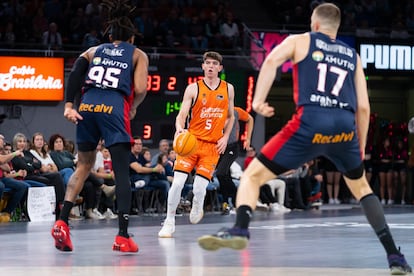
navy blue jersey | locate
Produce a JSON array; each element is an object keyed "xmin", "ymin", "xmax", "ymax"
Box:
[
  {"xmin": 84, "ymin": 42, "xmax": 135, "ymax": 97},
  {"xmin": 259, "ymin": 32, "xmax": 363, "ymax": 175},
  {"xmin": 294, "ymin": 32, "xmax": 357, "ymax": 113}
]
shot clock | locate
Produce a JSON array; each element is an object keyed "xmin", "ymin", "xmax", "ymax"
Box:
[{"xmin": 131, "ymin": 60, "xmax": 256, "ymax": 147}]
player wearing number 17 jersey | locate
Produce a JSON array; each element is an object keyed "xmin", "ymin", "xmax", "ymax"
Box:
[
  {"xmin": 51, "ymin": 0, "xmax": 149, "ymax": 253},
  {"xmin": 158, "ymin": 51, "xmax": 235, "ymax": 238},
  {"xmin": 198, "ymin": 3, "xmax": 411, "ymax": 275}
]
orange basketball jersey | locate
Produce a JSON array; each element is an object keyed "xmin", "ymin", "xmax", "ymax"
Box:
[{"xmin": 188, "ymin": 79, "xmax": 229, "ymax": 143}]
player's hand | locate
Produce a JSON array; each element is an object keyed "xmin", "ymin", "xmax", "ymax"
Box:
[
  {"xmin": 64, "ymin": 107, "xmax": 83, "ymax": 124},
  {"xmin": 254, "ymin": 102, "xmax": 275, "ymax": 117},
  {"xmin": 174, "ymin": 128, "xmax": 187, "ymax": 139},
  {"xmin": 216, "ymin": 136, "xmax": 229, "ymax": 154}
]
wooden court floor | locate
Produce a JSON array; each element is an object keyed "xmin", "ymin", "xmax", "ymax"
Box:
[{"xmin": 1, "ymin": 204, "xmax": 413, "ymax": 276}]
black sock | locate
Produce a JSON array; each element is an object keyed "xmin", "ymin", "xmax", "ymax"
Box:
[
  {"xmin": 360, "ymin": 194, "xmax": 399, "ymax": 255},
  {"xmin": 234, "ymin": 205, "xmax": 253, "ymax": 229},
  {"xmin": 118, "ymin": 213, "xmax": 129, "ymax": 238},
  {"xmin": 60, "ymin": 201, "xmax": 74, "ymax": 224}
]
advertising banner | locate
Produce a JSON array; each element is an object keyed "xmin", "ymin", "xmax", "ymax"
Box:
[{"xmin": 0, "ymin": 56, "xmax": 64, "ymax": 101}]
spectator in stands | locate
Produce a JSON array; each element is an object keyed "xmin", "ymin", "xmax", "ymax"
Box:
[
  {"xmin": 393, "ymin": 139, "xmax": 408, "ymax": 204},
  {"xmin": 158, "ymin": 152, "xmax": 174, "ymax": 184},
  {"xmin": 188, "ymin": 14, "xmax": 208, "ymax": 52},
  {"xmin": 0, "ymin": 134, "xmax": 27, "ymax": 223},
  {"xmin": 30, "ymin": 132, "xmax": 72, "ymax": 187},
  {"xmin": 99, "ymin": 145, "xmax": 118, "ymax": 219},
  {"xmin": 205, "ymin": 12, "xmax": 223, "ymax": 49},
  {"xmin": 31, "ymin": 8, "xmax": 49, "ymax": 43},
  {"xmin": 87, "ymin": 140, "xmax": 117, "ymax": 220},
  {"xmin": 217, "ymin": 106, "xmax": 254, "ymax": 214},
  {"xmin": 279, "ymin": 164, "xmax": 310, "ymax": 210},
  {"xmin": 320, "ymin": 156, "xmax": 342, "ymax": 204},
  {"xmin": 167, "ymin": 149, "xmax": 176, "ymax": 168},
  {"xmin": 130, "ymin": 137, "xmax": 170, "ymax": 211},
  {"xmin": 69, "ymin": 8, "xmax": 88, "ymax": 44},
  {"xmin": 244, "ymin": 146, "xmax": 256, "ymax": 169},
  {"xmin": 48, "ymin": 133, "xmax": 97, "ymax": 220},
  {"xmin": 378, "ymin": 137, "xmax": 394, "ymax": 205},
  {"xmin": 3, "ymin": 21, "xmax": 16, "ymax": 48},
  {"xmin": 151, "ymin": 139, "xmax": 170, "ymax": 166},
  {"xmin": 390, "ymin": 20, "xmax": 410, "ymax": 39},
  {"xmin": 10, "ymin": 132, "xmax": 65, "ymax": 219},
  {"xmin": 355, "ymin": 19, "xmax": 376, "ymax": 37},
  {"xmin": 162, "ymin": 8, "xmax": 190, "ymax": 49},
  {"xmin": 42, "ymin": 22, "xmax": 63, "ymax": 50},
  {"xmin": 221, "ymin": 11, "xmax": 239, "ymax": 49}
]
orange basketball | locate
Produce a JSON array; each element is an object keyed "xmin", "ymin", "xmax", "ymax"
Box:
[{"xmin": 173, "ymin": 131, "xmax": 198, "ymax": 157}]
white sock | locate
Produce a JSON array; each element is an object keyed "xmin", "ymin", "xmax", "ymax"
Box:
[
  {"xmin": 192, "ymin": 175, "xmax": 209, "ymax": 206},
  {"xmin": 165, "ymin": 171, "xmax": 187, "ymax": 221}
]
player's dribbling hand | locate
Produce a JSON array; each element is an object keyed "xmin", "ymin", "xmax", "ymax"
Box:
[
  {"xmin": 174, "ymin": 128, "xmax": 186, "ymax": 139},
  {"xmin": 64, "ymin": 107, "xmax": 83, "ymax": 124},
  {"xmin": 254, "ymin": 102, "xmax": 275, "ymax": 117}
]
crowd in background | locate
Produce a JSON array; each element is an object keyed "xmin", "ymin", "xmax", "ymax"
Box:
[
  {"xmin": 1, "ymin": 127, "xmax": 413, "ymax": 223},
  {"xmin": 262, "ymin": 0, "xmax": 414, "ymax": 38},
  {"xmin": 1, "ymin": 0, "xmax": 414, "ymax": 52},
  {"xmin": 0, "ymin": 0, "xmax": 244, "ymax": 52}
]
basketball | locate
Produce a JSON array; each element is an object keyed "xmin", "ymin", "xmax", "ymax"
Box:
[{"xmin": 173, "ymin": 131, "xmax": 198, "ymax": 157}]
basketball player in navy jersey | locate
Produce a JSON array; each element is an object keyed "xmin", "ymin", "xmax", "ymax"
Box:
[
  {"xmin": 198, "ymin": 3, "xmax": 411, "ymax": 274},
  {"xmin": 51, "ymin": 0, "xmax": 148, "ymax": 253}
]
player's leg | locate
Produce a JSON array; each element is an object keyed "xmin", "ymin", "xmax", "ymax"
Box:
[
  {"xmin": 198, "ymin": 159, "xmax": 276, "ymax": 251},
  {"xmin": 343, "ymin": 165, "xmax": 411, "ymax": 275},
  {"xmin": 52, "ymin": 148, "xmax": 96, "ymax": 252}
]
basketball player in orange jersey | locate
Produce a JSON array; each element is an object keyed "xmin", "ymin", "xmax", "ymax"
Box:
[{"xmin": 159, "ymin": 51, "xmax": 235, "ymax": 238}]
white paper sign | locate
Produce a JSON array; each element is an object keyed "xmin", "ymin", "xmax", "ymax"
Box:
[{"xmin": 27, "ymin": 187, "xmax": 56, "ymax": 222}]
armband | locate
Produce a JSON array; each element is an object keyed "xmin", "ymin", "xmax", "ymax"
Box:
[
  {"xmin": 12, "ymin": 152, "xmax": 16, "ymax": 157},
  {"xmin": 152, "ymin": 168, "xmax": 156, "ymax": 173},
  {"xmin": 107, "ymin": 173, "xmax": 112, "ymax": 179}
]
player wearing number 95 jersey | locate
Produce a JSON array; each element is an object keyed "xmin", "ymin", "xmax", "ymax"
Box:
[
  {"xmin": 158, "ymin": 51, "xmax": 235, "ymax": 238},
  {"xmin": 198, "ymin": 3, "xmax": 411, "ymax": 275},
  {"xmin": 51, "ymin": 0, "xmax": 149, "ymax": 253}
]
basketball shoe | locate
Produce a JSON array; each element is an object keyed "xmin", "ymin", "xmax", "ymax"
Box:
[
  {"xmin": 388, "ymin": 249, "xmax": 412, "ymax": 275},
  {"xmin": 158, "ymin": 218, "xmax": 175, "ymax": 238},
  {"xmin": 189, "ymin": 199, "xmax": 204, "ymax": 224},
  {"xmin": 51, "ymin": 220, "xmax": 73, "ymax": 252},
  {"xmin": 198, "ymin": 227, "xmax": 250, "ymax": 251},
  {"xmin": 112, "ymin": 235, "xmax": 139, "ymax": 252}
]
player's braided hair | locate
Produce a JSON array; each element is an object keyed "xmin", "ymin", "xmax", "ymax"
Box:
[{"xmin": 101, "ymin": 0, "xmax": 136, "ymax": 41}]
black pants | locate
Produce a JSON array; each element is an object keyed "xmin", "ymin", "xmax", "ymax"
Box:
[{"xmin": 216, "ymin": 142, "xmax": 239, "ymax": 205}]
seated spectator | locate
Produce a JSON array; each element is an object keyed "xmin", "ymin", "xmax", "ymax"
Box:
[
  {"xmin": 1, "ymin": 135, "xmax": 45, "ymax": 189},
  {"xmin": 129, "ymin": 136, "xmax": 169, "ymax": 212},
  {"xmin": 320, "ymin": 156, "xmax": 342, "ymax": 204},
  {"xmin": 188, "ymin": 15, "xmax": 208, "ymax": 52},
  {"xmin": 279, "ymin": 164, "xmax": 310, "ymax": 210},
  {"xmin": 205, "ymin": 12, "xmax": 224, "ymax": 49},
  {"xmin": 48, "ymin": 133, "xmax": 94, "ymax": 220},
  {"xmin": 30, "ymin": 132, "xmax": 73, "ymax": 187},
  {"xmin": 243, "ymin": 146, "xmax": 256, "ymax": 169},
  {"xmin": 86, "ymin": 140, "xmax": 116, "ymax": 220},
  {"xmin": 390, "ymin": 20, "xmax": 410, "ymax": 39},
  {"xmin": 157, "ymin": 152, "xmax": 174, "ymax": 184},
  {"xmin": 42, "ymin": 22, "xmax": 62, "ymax": 50},
  {"xmin": 355, "ymin": 19, "xmax": 376, "ymax": 38},
  {"xmin": 302, "ymin": 159, "xmax": 323, "ymax": 207},
  {"xmin": 10, "ymin": 133, "xmax": 65, "ymax": 219},
  {"xmin": 0, "ymin": 135, "xmax": 27, "ymax": 222},
  {"xmin": 263, "ymin": 178, "xmax": 291, "ymax": 213},
  {"xmin": 98, "ymin": 145, "xmax": 117, "ymax": 219},
  {"xmin": 221, "ymin": 11, "xmax": 239, "ymax": 49},
  {"xmin": 151, "ymin": 139, "xmax": 170, "ymax": 166}
]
